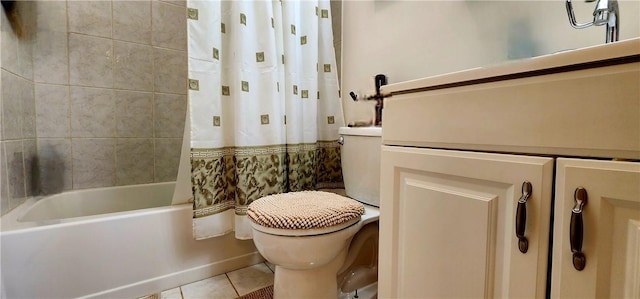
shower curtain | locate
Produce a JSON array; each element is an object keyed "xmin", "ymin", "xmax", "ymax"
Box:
[{"xmin": 187, "ymin": 0, "xmax": 344, "ymax": 240}]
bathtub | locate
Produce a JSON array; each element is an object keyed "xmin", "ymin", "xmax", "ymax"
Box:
[{"xmin": 0, "ymin": 182, "xmax": 261, "ymax": 299}]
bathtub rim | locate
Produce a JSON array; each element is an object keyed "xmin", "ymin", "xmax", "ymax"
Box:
[{"xmin": 1, "ymin": 182, "xmax": 190, "ymax": 233}]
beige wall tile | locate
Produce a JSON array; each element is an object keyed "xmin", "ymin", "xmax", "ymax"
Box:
[
  {"xmin": 113, "ymin": 1, "xmax": 151, "ymax": 44},
  {"xmin": 22, "ymin": 139, "xmax": 37, "ymax": 196},
  {"xmin": 152, "ymin": 1, "xmax": 186, "ymax": 50},
  {"xmin": 115, "ymin": 90, "xmax": 153, "ymax": 137},
  {"xmin": 0, "ymin": 72, "xmax": 3, "ymax": 141},
  {"xmin": 4, "ymin": 141, "xmax": 25, "ymax": 202},
  {"xmin": 14, "ymin": 3, "xmax": 35, "ymax": 80},
  {"xmin": 69, "ymin": 34, "xmax": 113, "ymax": 88},
  {"xmin": 1, "ymin": 1, "xmax": 34, "ymax": 79},
  {"xmin": 16, "ymin": 31, "xmax": 34, "ymax": 81},
  {"xmin": 33, "ymin": 31, "xmax": 68, "ymax": 85},
  {"xmin": 154, "ymin": 138, "xmax": 181, "ymax": 182},
  {"xmin": 70, "ymin": 87, "xmax": 115, "ymax": 138},
  {"xmin": 38, "ymin": 138, "xmax": 73, "ymax": 195},
  {"xmin": 113, "ymin": 41, "xmax": 153, "ymax": 91},
  {"xmin": 1, "ymin": 8, "xmax": 19, "ymax": 75},
  {"xmin": 153, "ymin": 47, "xmax": 186, "ymax": 94},
  {"xmin": 67, "ymin": 1, "xmax": 112, "ymax": 38},
  {"xmin": 116, "ymin": 138, "xmax": 154, "ymax": 185},
  {"xmin": 33, "ymin": 1, "xmax": 67, "ymax": 84},
  {"xmin": 72, "ymin": 138, "xmax": 115, "ymax": 189},
  {"xmin": 159, "ymin": 0, "xmax": 186, "ymax": 7},
  {"xmin": 36, "ymin": 84, "xmax": 70, "ymax": 138},
  {"xmin": 1, "ymin": 68, "xmax": 35, "ymax": 140},
  {"xmin": 21, "ymin": 79, "xmax": 36, "ymax": 138},
  {"xmin": 330, "ymin": 0, "xmax": 342, "ymax": 42},
  {"xmin": 3, "ymin": 0, "xmax": 189, "ymax": 196},
  {"xmin": 1, "ymin": 142, "xmax": 10, "ymax": 215},
  {"xmin": 1, "ymin": 70, "xmax": 23, "ymax": 139},
  {"xmin": 35, "ymin": 1, "xmax": 67, "ymax": 32},
  {"xmin": 154, "ymin": 93, "xmax": 186, "ymax": 138}
]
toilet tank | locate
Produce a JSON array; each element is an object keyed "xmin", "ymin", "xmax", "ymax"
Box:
[{"xmin": 339, "ymin": 127, "xmax": 382, "ymax": 207}]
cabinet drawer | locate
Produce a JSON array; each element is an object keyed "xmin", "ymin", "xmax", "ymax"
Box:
[{"xmin": 382, "ymin": 62, "xmax": 640, "ymax": 159}]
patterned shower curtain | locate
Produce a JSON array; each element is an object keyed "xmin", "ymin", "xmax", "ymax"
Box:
[{"xmin": 187, "ymin": 0, "xmax": 344, "ymax": 240}]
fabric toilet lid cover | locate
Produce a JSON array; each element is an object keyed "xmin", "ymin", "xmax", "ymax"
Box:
[{"xmin": 247, "ymin": 191, "xmax": 365, "ymax": 230}]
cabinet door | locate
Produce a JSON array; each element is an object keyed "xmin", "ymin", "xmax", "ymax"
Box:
[
  {"xmin": 551, "ymin": 158, "xmax": 640, "ymax": 298},
  {"xmin": 379, "ymin": 147, "xmax": 554, "ymax": 298}
]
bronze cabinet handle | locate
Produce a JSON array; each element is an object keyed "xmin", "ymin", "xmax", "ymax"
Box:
[
  {"xmin": 570, "ymin": 187, "xmax": 588, "ymax": 271},
  {"xmin": 515, "ymin": 181, "xmax": 532, "ymax": 253}
]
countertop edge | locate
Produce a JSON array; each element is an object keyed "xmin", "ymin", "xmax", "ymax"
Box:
[{"xmin": 382, "ymin": 38, "xmax": 640, "ymax": 94}]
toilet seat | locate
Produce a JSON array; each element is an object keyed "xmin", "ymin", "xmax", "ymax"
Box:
[
  {"xmin": 250, "ymin": 217, "xmax": 360, "ymax": 237},
  {"xmin": 247, "ymin": 191, "xmax": 365, "ymax": 237}
]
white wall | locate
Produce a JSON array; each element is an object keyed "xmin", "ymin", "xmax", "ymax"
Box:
[{"xmin": 340, "ymin": 0, "xmax": 640, "ymax": 125}]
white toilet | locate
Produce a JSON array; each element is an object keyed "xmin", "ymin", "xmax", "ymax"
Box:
[{"xmin": 247, "ymin": 126, "xmax": 381, "ymax": 298}]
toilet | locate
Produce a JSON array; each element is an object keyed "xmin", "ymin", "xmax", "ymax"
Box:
[{"xmin": 247, "ymin": 126, "xmax": 381, "ymax": 298}]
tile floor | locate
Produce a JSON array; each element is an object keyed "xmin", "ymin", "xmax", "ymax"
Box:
[
  {"xmin": 145, "ymin": 262, "xmax": 275, "ymax": 299},
  {"xmin": 144, "ymin": 261, "xmax": 379, "ymax": 299}
]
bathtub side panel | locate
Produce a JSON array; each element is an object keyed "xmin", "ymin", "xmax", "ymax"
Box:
[{"xmin": 0, "ymin": 205, "xmax": 259, "ymax": 298}]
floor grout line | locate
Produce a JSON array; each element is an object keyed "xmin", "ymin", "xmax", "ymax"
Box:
[
  {"xmin": 226, "ymin": 273, "xmax": 241, "ymax": 297},
  {"xmin": 153, "ymin": 262, "xmax": 276, "ymax": 299}
]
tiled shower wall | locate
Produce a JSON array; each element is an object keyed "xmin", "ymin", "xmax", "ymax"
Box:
[
  {"xmin": 1, "ymin": 0, "xmax": 187, "ymax": 216},
  {"xmin": 1, "ymin": 1, "xmax": 37, "ymax": 216}
]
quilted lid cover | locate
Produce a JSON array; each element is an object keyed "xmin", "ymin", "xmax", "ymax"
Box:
[{"xmin": 247, "ymin": 191, "xmax": 365, "ymax": 230}]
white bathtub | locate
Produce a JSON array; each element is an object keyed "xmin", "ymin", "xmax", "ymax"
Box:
[{"xmin": 0, "ymin": 182, "xmax": 261, "ymax": 299}]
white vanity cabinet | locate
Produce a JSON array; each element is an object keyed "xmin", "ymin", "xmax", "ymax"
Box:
[
  {"xmin": 552, "ymin": 158, "xmax": 640, "ymax": 298},
  {"xmin": 379, "ymin": 147, "xmax": 554, "ymax": 298},
  {"xmin": 378, "ymin": 38, "xmax": 640, "ymax": 298}
]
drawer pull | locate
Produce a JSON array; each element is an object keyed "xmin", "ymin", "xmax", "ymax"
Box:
[
  {"xmin": 515, "ymin": 181, "xmax": 532, "ymax": 253},
  {"xmin": 570, "ymin": 187, "xmax": 588, "ymax": 271}
]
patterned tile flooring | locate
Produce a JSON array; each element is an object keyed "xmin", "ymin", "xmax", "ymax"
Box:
[{"xmin": 143, "ymin": 262, "xmax": 275, "ymax": 299}]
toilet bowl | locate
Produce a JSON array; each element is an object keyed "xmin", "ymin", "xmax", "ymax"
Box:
[{"xmin": 248, "ymin": 126, "xmax": 382, "ymax": 299}]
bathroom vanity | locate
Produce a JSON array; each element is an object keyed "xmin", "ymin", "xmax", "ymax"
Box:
[{"xmin": 379, "ymin": 38, "xmax": 639, "ymax": 298}]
